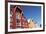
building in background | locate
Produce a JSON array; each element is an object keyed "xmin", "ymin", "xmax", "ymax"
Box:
[{"xmin": 27, "ymin": 19, "xmax": 35, "ymax": 28}]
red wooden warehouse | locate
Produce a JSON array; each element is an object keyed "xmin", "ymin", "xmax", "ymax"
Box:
[{"xmin": 10, "ymin": 5, "xmax": 28, "ymax": 29}]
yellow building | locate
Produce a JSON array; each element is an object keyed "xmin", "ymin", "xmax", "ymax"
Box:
[{"xmin": 28, "ymin": 19, "xmax": 35, "ymax": 28}]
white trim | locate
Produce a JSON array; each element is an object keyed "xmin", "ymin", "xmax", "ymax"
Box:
[{"xmin": 8, "ymin": 2, "xmax": 43, "ymax": 6}]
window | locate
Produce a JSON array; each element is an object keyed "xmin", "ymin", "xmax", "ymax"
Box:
[
  {"xmin": 16, "ymin": 19, "xmax": 21, "ymax": 28},
  {"xmin": 16, "ymin": 13, "xmax": 21, "ymax": 19}
]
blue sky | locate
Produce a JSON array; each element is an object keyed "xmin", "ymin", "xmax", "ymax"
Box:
[{"xmin": 21, "ymin": 6, "xmax": 41, "ymax": 25}]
